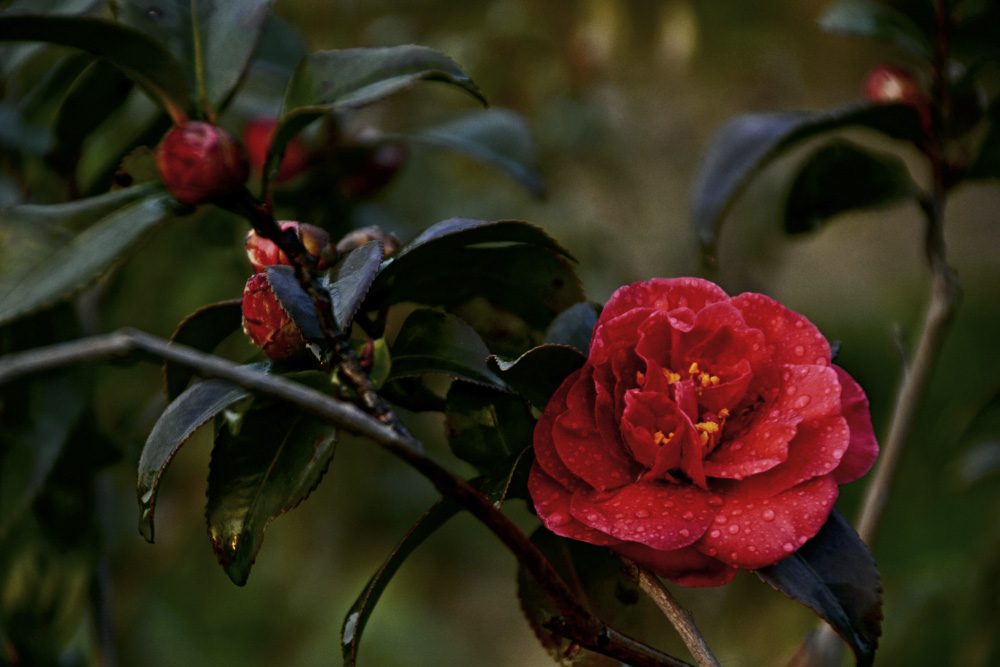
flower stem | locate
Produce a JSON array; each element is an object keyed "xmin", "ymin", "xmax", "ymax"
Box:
[{"xmin": 625, "ymin": 562, "xmax": 721, "ymax": 667}]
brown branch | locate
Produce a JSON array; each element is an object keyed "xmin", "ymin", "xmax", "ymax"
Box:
[{"xmin": 0, "ymin": 330, "xmax": 691, "ymax": 667}]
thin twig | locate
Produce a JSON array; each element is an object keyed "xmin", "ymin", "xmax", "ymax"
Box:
[
  {"xmin": 0, "ymin": 330, "xmax": 690, "ymax": 667},
  {"xmin": 624, "ymin": 562, "xmax": 721, "ymax": 667}
]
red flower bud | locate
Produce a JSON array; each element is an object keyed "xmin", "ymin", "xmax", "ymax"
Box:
[
  {"xmin": 337, "ymin": 142, "xmax": 408, "ymax": 201},
  {"xmin": 241, "ymin": 272, "xmax": 306, "ymax": 360},
  {"xmin": 242, "ymin": 118, "xmax": 310, "ymax": 183},
  {"xmin": 155, "ymin": 121, "xmax": 250, "ymax": 205},
  {"xmin": 864, "ymin": 64, "xmax": 931, "ymax": 135},
  {"xmin": 245, "ymin": 221, "xmax": 334, "ymax": 272}
]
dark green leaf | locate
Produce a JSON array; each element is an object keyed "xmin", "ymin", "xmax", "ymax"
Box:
[
  {"xmin": 54, "ymin": 60, "xmax": 133, "ymax": 150},
  {"xmin": 755, "ymin": 510, "xmax": 882, "ymax": 667},
  {"xmin": 0, "ymin": 372, "xmax": 87, "ymax": 540},
  {"xmin": 111, "ymin": 0, "xmax": 273, "ymax": 113},
  {"xmin": 517, "ymin": 528, "xmax": 652, "ymax": 667},
  {"xmin": 0, "ymin": 14, "xmax": 192, "ymax": 120},
  {"xmin": 137, "ymin": 378, "xmax": 251, "ymax": 543},
  {"xmin": 206, "ymin": 398, "xmax": 338, "ymax": 586},
  {"xmin": 543, "ymin": 301, "xmax": 600, "ymax": 354},
  {"xmin": 369, "ymin": 219, "xmax": 584, "ymax": 355},
  {"xmin": 691, "ymin": 102, "xmax": 924, "ymax": 259},
  {"xmin": 444, "ymin": 381, "xmax": 534, "ymax": 473},
  {"xmin": 264, "ymin": 45, "xmax": 486, "ymax": 193},
  {"xmin": 819, "ymin": 0, "xmax": 932, "ymax": 58},
  {"xmin": 327, "ymin": 240, "xmax": 383, "ymax": 332},
  {"xmin": 474, "ymin": 447, "xmax": 534, "ymax": 506},
  {"xmin": 967, "ymin": 101, "xmax": 1000, "ymax": 179},
  {"xmin": 393, "ymin": 108, "xmax": 545, "ymax": 196},
  {"xmin": 784, "ymin": 140, "xmax": 916, "ymax": 234},
  {"xmin": 342, "ymin": 499, "xmax": 459, "ymax": 667},
  {"xmin": 0, "ymin": 189, "xmax": 179, "ymax": 326},
  {"xmin": 263, "ymin": 264, "xmax": 324, "ymax": 343},
  {"xmin": 387, "ymin": 308, "xmax": 504, "ymax": 388},
  {"xmin": 163, "ymin": 299, "xmax": 243, "ymax": 400},
  {"xmin": 487, "ymin": 344, "xmax": 586, "ymax": 410}
]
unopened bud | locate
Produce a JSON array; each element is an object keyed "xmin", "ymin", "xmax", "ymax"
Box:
[
  {"xmin": 155, "ymin": 121, "xmax": 250, "ymax": 205},
  {"xmin": 865, "ymin": 64, "xmax": 931, "ymax": 135},
  {"xmin": 245, "ymin": 221, "xmax": 334, "ymax": 272},
  {"xmin": 242, "ymin": 118, "xmax": 310, "ymax": 183},
  {"xmin": 335, "ymin": 225, "xmax": 401, "ymax": 258},
  {"xmin": 241, "ymin": 273, "xmax": 306, "ymax": 360}
]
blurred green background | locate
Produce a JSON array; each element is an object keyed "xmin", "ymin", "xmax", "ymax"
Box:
[{"xmin": 3, "ymin": 0, "xmax": 1000, "ymax": 665}]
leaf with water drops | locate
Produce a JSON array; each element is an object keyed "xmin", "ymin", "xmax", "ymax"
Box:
[
  {"xmin": 755, "ymin": 509, "xmax": 882, "ymax": 667},
  {"xmin": 137, "ymin": 378, "xmax": 252, "ymax": 543},
  {"xmin": 206, "ymin": 394, "xmax": 337, "ymax": 586}
]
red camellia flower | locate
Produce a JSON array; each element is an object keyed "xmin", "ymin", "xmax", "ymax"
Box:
[
  {"xmin": 529, "ymin": 278, "xmax": 878, "ymax": 587},
  {"xmin": 155, "ymin": 121, "xmax": 250, "ymax": 205},
  {"xmin": 242, "ymin": 118, "xmax": 310, "ymax": 183},
  {"xmin": 241, "ymin": 272, "xmax": 306, "ymax": 360},
  {"xmin": 245, "ymin": 220, "xmax": 333, "ymax": 272}
]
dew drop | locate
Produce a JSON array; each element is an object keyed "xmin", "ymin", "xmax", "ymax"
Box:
[
  {"xmin": 794, "ymin": 320, "xmax": 805, "ymax": 329},
  {"xmin": 727, "ymin": 524, "xmax": 740, "ymax": 535},
  {"xmin": 548, "ymin": 512, "xmax": 571, "ymax": 527},
  {"xmin": 748, "ymin": 545, "xmax": 756, "ymax": 552},
  {"xmin": 714, "ymin": 514, "xmax": 728, "ymax": 525},
  {"xmin": 785, "ymin": 385, "xmax": 798, "ymax": 396},
  {"xmin": 708, "ymin": 496, "xmax": 724, "ymax": 507},
  {"xmin": 762, "ymin": 509, "xmax": 776, "ymax": 522},
  {"xmin": 732, "ymin": 442, "xmax": 744, "ymax": 451},
  {"xmin": 794, "ymin": 395, "xmax": 812, "ymax": 408},
  {"xmin": 635, "ymin": 509, "xmax": 649, "ymax": 519},
  {"xmin": 743, "ymin": 527, "xmax": 752, "ymax": 535},
  {"xmin": 664, "ymin": 501, "xmax": 675, "ymax": 508},
  {"xmin": 782, "ymin": 542, "xmax": 795, "ymax": 552},
  {"xmin": 730, "ymin": 551, "xmax": 739, "ymax": 561},
  {"xmin": 832, "ymin": 448, "xmax": 845, "ymax": 459},
  {"xmin": 731, "ymin": 509, "xmax": 743, "ymax": 517},
  {"xmin": 635, "ymin": 525, "xmax": 646, "ymax": 533},
  {"xmin": 769, "ymin": 409, "xmax": 781, "ymax": 419},
  {"xmin": 682, "ymin": 511, "xmax": 695, "ymax": 521},
  {"xmin": 707, "ymin": 548, "xmax": 718, "ymax": 556},
  {"xmin": 709, "ymin": 529, "xmax": 721, "ymax": 538},
  {"xmin": 797, "ymin": 535, "xmax": 809, "ymax": 545},
  {"xmin": 679, "ymin": 528, "xmax": 690, "ymax": 538},
  {"xmin": 146, "ymin": 7, "xmax": 163, "ymax": 20},
  {"xmin": 793, "ymin": 344, "xmax": 805, "ymax": 356},
  {"xmin": 587, "ymin": 513, "xmax": 599, "ymax": 522}
]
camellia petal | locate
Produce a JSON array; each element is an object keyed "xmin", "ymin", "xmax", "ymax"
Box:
[
  {"xmin": 612, "ymin": 541, "xmax": 738, "ymax": 587},
  {"xmin": 600, "ymin": 277, "xmax": 729, "ymax": 324},
  {"xmin": 528, "ymin": 465, "xmax": 623, "ymax": 546},
  {"xmin": 569, "ymin": 482, "xmax": 715, "ymax": 551},
  {"xmin": 695, "ymin": 475, "xmax": 839, "ymax": 569},
  {"xmin": 730, "ymin": 292, "xmax": 831, "ymax": 366},
  {"xmin": 831, "ymin": 366, "xmax": 880, "ymax": 483},
  {"xmin": 532, "ymin": 373, "xmax": 588, "ymax": 492}
]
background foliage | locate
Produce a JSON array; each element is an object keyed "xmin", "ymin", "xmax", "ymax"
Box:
[{"xmin": 1, "ymin": 0, "xmax": 998, "ymax": 665}]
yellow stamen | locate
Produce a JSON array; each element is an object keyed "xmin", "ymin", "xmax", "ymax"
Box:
[
  {"xmin": 653, "ymin": 430, "xmax": 673, "ymax": 446},
  {"xmin": 636, "ymin": 370, "xmax": 645, "ymax": 386},
  {"xmin": 663, "ymin": 369, "xmax": 681, "ymax": 384},
  {"xmin": 688, "ymin": 362, "xmax": 701, "ymax": 376},
  {"xmin": 718, "ymin": 408, "xmax": 730, "ymax": 419}
]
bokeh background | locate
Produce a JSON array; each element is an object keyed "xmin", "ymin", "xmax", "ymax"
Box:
[{"xmin": 4, "ymin": 0, "xmax": 1000, "ymax": 665}]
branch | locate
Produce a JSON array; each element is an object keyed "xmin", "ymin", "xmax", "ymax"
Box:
[
  {"xmin": 0, "ymin": 330, "xmax": 690, "ymax": 667},
  {"xmin": 624, "ymin": 562, "xmax": 721, "ymax": 667}
]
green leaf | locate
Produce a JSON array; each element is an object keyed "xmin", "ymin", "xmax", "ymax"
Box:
[
  {"xmin": 0, "ymin": 372, "xmax": 87, "ymax": 540},
  {"xmin": 819, "ymin": 0, "xmax": 932, "ymax": 59},
  {"xmin": 444, "ymin": 382, "xmax": 534, "ymax": 473},
  {"xmin": 517, "ymin": 528, "xmax": 652, "ymax": 667},
  {"xmin": 387, "ymin": 308, "xmax": 504, "ymax": 388},
  {"xmin": 543, "ymin": 301, "xmax": 600, "ymax": 354},
  {"xmin": 206, "ymin": 398, "xmax": 338, "ymax": 586},
  {"xmin": 110, "ymin": 0, "xmax": 273, "ymax": 114},
  {"xmin": 163, "ymin": 299, "xmax": 243, "ymax": 401},
  {"xmin": 392, "ymin": 108, "xmax": 545, "ymax": 196},
  {"xmin": 341, "ymin": 499, "xmax": 459, "ymax": 667},
  {"xmin": 263, "ymin": 265, "xmax": 324, "ymax": 344},
  {"xmin": 0, "ymin": 189, "xmax": 179, "ymax": 326},
  {"xmin": 137, "ymin": 378, "xmax": 251, "ymax": 543},
  {"xmin": 369, "ymin": 219, "xmax": 584, "ymax": 356},
  {"xmin": 487, "ymin": 344, "xmax": 586, "ymax": 410},
  {"xmin": 784, "ymin": 139, "xmax": 916, "ymax": 234},
  {"xmin": 690, "ymin": 102, "xmax": 924, "ymax": 260},
  {"xmin": 326, "ymin": 240, "xmax": 383, "ymax": 332},
  {"xmin": 967, "ymin": 101, "xmax": 1000, "ymax": 180},
  {"xmin": 0, "ymin": 14, "xmax": 192, "ymax": 121},
  {"xmin": 755, "ymin": 510, "xmax": 883, "ymax": 667},
  {"xmin": 54, "ymin": 60, "xmax": 134, "ymax": 151},
  {"xmin": 263, "ymin": 45, "xmax": 486, "ymax": 194}
]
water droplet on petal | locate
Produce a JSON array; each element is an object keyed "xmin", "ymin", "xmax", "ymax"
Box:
[
  {"xmin": 785, "ymin": 385, "xmax": 798, "ymax": 396},
  {"xmin": 782, "ymin": 542, "xmax": 795, "ymax": 553},
  {"xmin": 748, "ymin": 545, "xmax": 756, "ymax": 552},
  {"xmin": 730, "ymin": 551, "xmax": 739, "ymax": 561},
  {"xmin": 679, "ymin": 528, "xmax": 690, "ymax": 538},
  {"xmin": 794, "ymin": 395, "xmax": 812, "ymax": 408},
  {"xmin": 793, "ymin": 345, "xmax": 805, "ymax": 356},
  {"xmin": 709, "ymin": 529, "xmax": 721, "ymax": 538},
  {"xmin": 797, "ymin": 535, "xmax": 809, "ymax": 545},
  {"xmin": 682, "ymin": 511, "xmax": 695, "ymax": 521},
  {"xmin": 731, "ymin": 509, "xmax": 743, "ymax": 517},
  {"xmin": 732, "ymin": 442, "xmax": 744, "ymax": 451},
  {"xmin": 635, "ymin": 525, "xmax": 646, "ymax": 533},
  {"xmin": 548, "ymin": 512, "xmax": 571, "ymax": 527},
  {"xmin": 727, "ymin": 524, "xmax": 740, "ymax": 535},
  {"xmin": 708, "ymin": 496, "xmax": 724, "ymax": 507},
  {"xmin": 664, "ymin": 501, "xmax": 675, "ymax": 508},
  {"xmin": 714, "ymin": 514, "xmax": 727, "ymax": 525},
  {"xmin": 832, "ymin": 448, "xmax": 845, "ymax": 459},
  {"xmin": 635, "ymin": 509, "xmax": 649, "ymax": 519},
  {"xmin": 707, "ymin": 548, "xmax": 717, "ymax": 556},
  {"xmin": 762, "ymin": 509, "xmax": 776, "ymax": 521}
]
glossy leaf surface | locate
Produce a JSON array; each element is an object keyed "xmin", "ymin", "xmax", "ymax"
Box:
[
  {"xmin": 264, "ymin": 45, "xmax": 486, "ymax": 193},
  {"xmin": 0, "ymin": 189, "xmax": 178, "ymax": 326},
  {"xmin": 691, "ymin": 102, "xmax": 924, "ymax": 259},
  {"xmin": 755, "ymin": 509, "xmax": 882, "ymax": 667},
  {"xmin": 163, "ymin": 299, "xmax": 243, "ymax": 400},
  {"xmin": 395, "ymin": 108, "xmax": 545, "ymax": 196},
  {"xmin": 137, "ymin": 378, "xmax": 251, "ymax": 542},
  {"xmin": 444, "ymin": 381, "xmax": 534, "ymax": 473},
  {"xmin": 326, "ymin": 240, "xmax": 383, "ymax": 332},
  {"xmin": 206, "ymin": 397, "xmax": 338, "ymax": 585},
  {"xmin": 818, "ymin": 0, "xmax": 931, "ymax": 58},
  {"xmin": 784, "ymin": 140, "xmax": 916, "ymax": 234},
  {"xmin": 0, "ymin": 14, "xmax": 192, "ymax": 120},
  {"xmin": 487, "ymin": 344, "xmax": 586, "ymax": 411},
  {"xmin": 543, "ymin": 301, "xmax": 600, "ymax": 354},
  {"xmin": 264, "ymin": 264, "xmax": 324, "ymax": 343},
  {"xmin": 387, "ymin": 308, "xmax": 504, "ymax": 388}
]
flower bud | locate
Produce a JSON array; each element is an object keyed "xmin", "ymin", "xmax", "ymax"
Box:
[
  {"xmin": 245, "ymin": 221, "xmax": 334, "ymax": 272},
  {"xmin": 335, "ymin": 225, "xmax": 401, "ymax": 258},
  {"xmin": 864, "ymin": 64, "xmax": 931, "ymax": 135},
  {"xmin": 155, "ymin": 121, "xmax": 250, "ymax": 205},
  {"xmin": 242, "ymin": 118, "xmax": 310, "ymax": 183},
  {"xmin": 241, "ymin": 272, "xmax": 306, "ymax": 360},
  {"xmin": 337, "ymin": 142, "xmax": 408, "ymax": 201}
]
